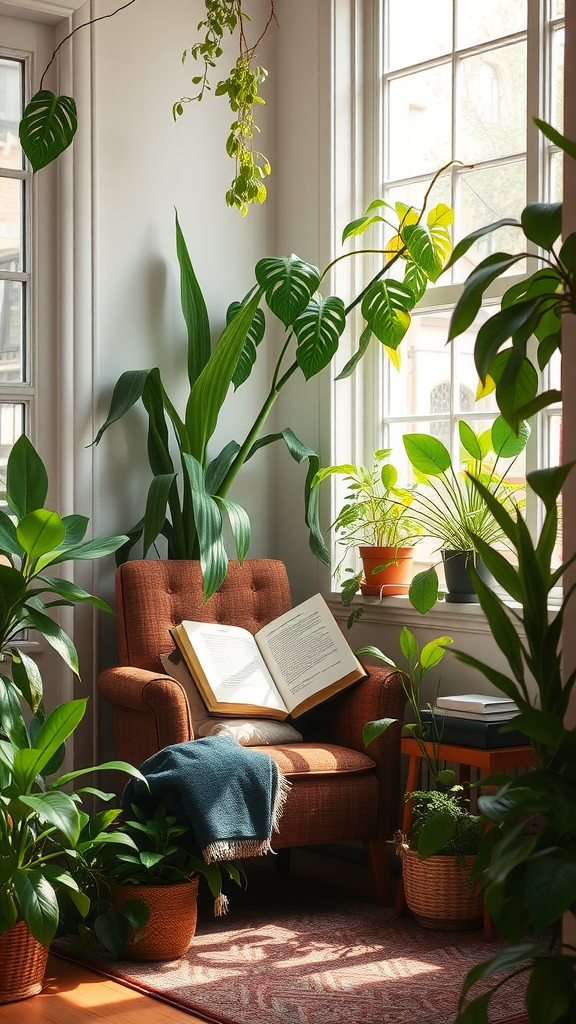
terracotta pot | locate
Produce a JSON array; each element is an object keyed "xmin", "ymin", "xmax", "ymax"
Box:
[
  {"xmin": 0, "ymin": 921, "xmax": 49, "ymax": 1004},
  {"xmin": 441, "ymin": 549, "xmax": 494, "ymax": 604},
  {"xmin": 402, "ymin": 849, "xmax": 483, "ymax": 931},
  {"xmin": 359, "ymin": 546, "xmax": 414, "ymax": 596},
  {"xmin": 110, "ymin": 875, "xmax": 199, "ymax": 961}
]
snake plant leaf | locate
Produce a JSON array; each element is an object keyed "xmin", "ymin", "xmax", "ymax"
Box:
[
  {"xmin": 142, "ymin": 370, "xmax": 175, "ymax": 476},
  {"xmin": 294, "ymin": 295, "xmax": 346, "ymax": 379},
  {"xmin": 175, "ymin": 210, "xmax": 211, "ymax": 387},
  {"xmin": 183, "ymin": 453, "xmax": 228, "ymax": 600},
  {"xmin": 255, "ymin": 254, "xmax": 320, "ymax": 326},
  {"xmin": 520, "ymin": 202, "xmax": 562, "ymax": 251},
  {"xmin": 226, "ymin": 302, "xmax": 265, "ymax": 390},
  {"xmin": 361, "ymin": 279, "xmax": 414, "ymax": 349},
  {"xmin": 448, "ymin": 253, "xmax": 524, "ymax": 342},
  {"xmin": 213, "ymin": 496, "xmax": 251, "ymax": 563},
  {"xmin": 6, "ymin": 435, "xmax": 48, "ymax": 518},
  {"xmin": 19, "ymin": 90, "xmax": 77, "ymax": 172},
  {"xmin": 13, "ymin": 869, "xmax": 59, "ymax": 946},
  {"xmin": 469, "ymin": 568, "xmax": 525, "ymax": 684},
  {"xmin": 335, "ymin": 325, "xmax": 372, "ymax": 380},
  {"xmin": 404, "ymin": 434, "xmax": 451, "ymax": 476},
  {"xmin": 186, "ymin": 288, "xmax": 263, "ymax": 463},
  {"xmin": 244, "ymin": 428, "xmax": 329, "ymax": 564},
  {"xmin": 206, "ymin": 441, "xmax": 241, "ymax": 496},
  {"xmin": 17, "ymin": 509, "xmax": 66, "ymax": 561},
  {"xmin": 142, "ymin": 473, "xmax": 177, "ymax": 557},
  {"xmin": 93, "ymin": 369, "xmax": 152, "ymax": 447}
]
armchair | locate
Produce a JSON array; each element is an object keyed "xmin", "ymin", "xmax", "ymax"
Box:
[{"xmin": 98, "ymin": 559, "xmax": 406, "ymax": 904}]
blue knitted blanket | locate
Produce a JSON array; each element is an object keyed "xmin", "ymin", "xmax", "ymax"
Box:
[{"xmin": 121, "ymin": 736, "xmax": 289, "ymax": 863}]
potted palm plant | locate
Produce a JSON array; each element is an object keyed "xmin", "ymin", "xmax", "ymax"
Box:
[
  {"xmin": 0, "ymin": 435, "xmax": 145, "ymax": 1003},
  {"xmin": 403, "ymin": 417, "xmax": 528, "ymax": 612},
  {"xmin": 312, "ymin": 450, "xmax": 419, "ymax": 600}
]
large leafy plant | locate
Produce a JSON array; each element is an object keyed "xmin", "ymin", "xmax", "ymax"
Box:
[
  {"xmin": 0, "ymin": 691, "xmax": 145, "ymax": 947},
  {"xmin": 94, "ymin": 195, "xmax": 453, "ymax": 602},
  {"xmin": 447, "ymin": 118, "xmax": 573, "ymax": 433},
  {"xmin": 0, "ymin": 435, "xmax": 126, "ymax": 715},
  {"xmin": 450, "ymin": 465, "xmax": 576, "ymax": 1024},
  {"xmin": 403, "ymin": 418, "xmax": 528, "ymax": 613}
]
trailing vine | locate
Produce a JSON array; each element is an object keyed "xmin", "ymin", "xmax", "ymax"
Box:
[{"xmin": 173, "ymin": 1, "xmax": 277, "ymax": 216}]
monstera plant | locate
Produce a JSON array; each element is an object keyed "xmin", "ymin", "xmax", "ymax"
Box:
[{"xmin": 93, "ymin": 191, "xmax": 452, "ymax": 601}]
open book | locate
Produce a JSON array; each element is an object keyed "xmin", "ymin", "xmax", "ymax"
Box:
[{"xmin": 170, "ymin": 594, "xmax": 366, "ymax": 721}]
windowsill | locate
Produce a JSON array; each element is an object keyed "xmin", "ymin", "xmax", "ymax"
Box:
[{"xmin": 325, "ymin": 591, "xmax": 560, "ymax": 638}]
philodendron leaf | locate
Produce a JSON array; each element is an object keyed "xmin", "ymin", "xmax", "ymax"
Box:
[
  {"xmin": 420, "ymin": 636, "xmax": 453, "ymax": 671},
  {"xmin": 19, "ymin": 90, "xmax": 77, "ymax": 172},
  {"xmin": 362, "ymin": 718, "xmax": 398, "ymax": 748},
  {"xmin": 256, "ymin": 254, "xmax": 320, "ymax": 326},
  {"xmin": 24, "ymin": 606, "xmax": 80, "ymax": 677},
  {"xmin": 226, "ymin": 303, "xmax": 265, "ymax": 390},
  {"xmin": 12, "ymin": 869, "xmax": 59, "ymax": 945},
  {"xmin": 294, "ymin": 296, "xmax": 346, "ymax": 380},
  {"xmin": 491, "ymin": 416, "xmax": 530, "ymax": 458},
  {"xmin": 401, "ymin": 224, "xmax": 443, "ymax": 281},
  {"xmin": 6, "ymin": 435, "xmax": 48, "ymax": 519},
  {"xmin": 416, "ymin": 810, "xmax": 456, "ymax": 858},
  {"xmin": 409, "ymin": 567, "xmax": 439, "ymax": 614},
  {"xmin": 399, "ymin": 627, "xmax": 418, "ymax": 661},
  {"xmin": 403, "ymin": 434, "xmax": 451, "ymax": 476},
  {"xmin": 20, "ymin": 791, "xmax": 82, "ymax": 848},
  {"xmin": 10, "ymin": 647, "xmax": 43, "ymax": 714},
  {"xmin": 459, "ymin": 421, "xmax": 483, "ymax": 461},
  {"xmin": 361, "ymin": 279, "xmax": 415, "ymax": 349}
]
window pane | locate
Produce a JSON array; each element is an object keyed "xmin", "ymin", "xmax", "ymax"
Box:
[
  {"xmin": 456, "ymin": 160, "xmax": 526, "ymax": 279},
  {"xmin": 0, "ymin": 402, "xmax": 24, "ymax": 501},
  {"xmin": 455, "ymin": 0, "xmax": 526, "ymax": 50},
  {"xmin": 0, "ymin": 58, "xmax": 23, "ymax": 171},
  {"xmin": 550, "ymin": 150, "xmax": 563, "ymax": 202},
  {"xmin": 0, "ymin": 280, "xmax": 24, "ymax": 381},
  {"xmin": 453, "ymin": 307, "xmax": 501, "ymax": 414},
  {"xmin": 0, "ymin": 176, "xmax": 22, "ymax": 272},
  {"xmin": 551, "ymin": 28, "xmax": 564, "ymax": 132},
  {"xmin": 458, "ymin": 43, "xmax": 527, "ymax": 163},
  {"xmin": 386, "ymin": 310, "xmax": 451, "ymax": 419},
  {"xmin": 551, "ymin": 0, "xmax": 564, "ymax": 18},
  {"xmin": 387, "ymin": 64, "xmax": 452, "ymax": 180},
  {"xmin": 387, "ymin": 0, "xmax": 452, "ymax": 72},
  {"xmin": 384, "ymin": 174, "xmax": 452, "ymax": 217}
]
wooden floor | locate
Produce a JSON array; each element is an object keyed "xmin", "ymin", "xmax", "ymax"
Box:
[{"xmin": 0, "ymin": 848, "xmax": 380, "ymax": 1024}]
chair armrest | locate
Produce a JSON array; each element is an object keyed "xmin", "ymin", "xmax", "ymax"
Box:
[{"xmin": 98, "ymin": 666, "xmax": 193, "ymax": 767}]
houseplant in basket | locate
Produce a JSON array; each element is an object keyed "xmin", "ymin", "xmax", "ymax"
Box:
[
  {"xmin": 311, "ymin": 449, "xmax": 420, "ymax": 603},
  {"xmin": 403, "ymin": 417, "xmax": 528, "ymax": 613},
  {"xmin": 64, "ymin": 803, "xmax": 245, "ymax": 961},
  {"xmin": 360, "ymin": 628, "xmax": 486, "ymax": 929},
  {"xmin": 0, "ymin": 434, "xmax": 146, "ymax": 1002}
]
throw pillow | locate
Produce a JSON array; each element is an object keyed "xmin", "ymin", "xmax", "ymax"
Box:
[{"xmin": 198, "ymin": 718, "xmax": 303, "ymax": 746}]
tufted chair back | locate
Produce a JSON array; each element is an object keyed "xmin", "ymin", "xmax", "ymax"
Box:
[{"xmin": 115, "ymin": 559, "xmax": 292, "ymax": 673}]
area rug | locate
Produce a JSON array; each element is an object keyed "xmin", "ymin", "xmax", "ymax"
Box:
[{"xmin": 53, "ymin": 870, "xmax": 529, "ymax": 1024}]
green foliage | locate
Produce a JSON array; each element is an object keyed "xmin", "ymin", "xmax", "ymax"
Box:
[
  {"xmin": 408, "ymin": 789, "xmax": 483, "ymax": 858},
  {"xmin": 19, "ymin": 91, "xmax": 77, "ymax": 173},
  {"xmin": 173, "ymin": 2, "xmax": 276, "ymax": 215},
  {"xmin": 0, "ymin": 436, "xmax": 126, "ymax": 714},
  {"xmin": 448, "ymin": 118, "xmax": 572, "ymax": 433},
  {"xmin": 0, "ymin": 694, "xmax": 145, "ymax": 947},
  {"xmin": 360, "ymin": 628, "xmax": 454, "ymax": 789},
  {"xmin": 453, "ymin": 466, "xmax": 576, "ymax": 1023},
  {"xmin": 403, "ymin": 421, "xmax": 528, "ymax": 612}
]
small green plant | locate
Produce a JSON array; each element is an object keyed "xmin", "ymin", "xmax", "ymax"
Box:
[
  {"xmin": 406, "ymin": 789, "xmax": 483, "ymax": 859},
  {"xmin": 403, "ymin": 418, "xmax": 528, "ymax": 613},
  {"xmin": 360, "ymin": 627, "xmax": 454, "ymax": 789}
]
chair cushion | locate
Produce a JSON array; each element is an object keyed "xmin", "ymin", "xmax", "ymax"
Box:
[{"xmin": 253, "ymin": 742, "xmax": 376, "ymax": 777}]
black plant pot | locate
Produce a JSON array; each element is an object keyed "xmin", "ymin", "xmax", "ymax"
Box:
[{"xmin": 441, "ymin": 549, "xmax": 493, "ymax": 603}]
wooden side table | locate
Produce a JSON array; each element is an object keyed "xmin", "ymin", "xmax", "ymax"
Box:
[{"xmin": 395, "ymin": 737, "xmax": 536, "ymax": 939}]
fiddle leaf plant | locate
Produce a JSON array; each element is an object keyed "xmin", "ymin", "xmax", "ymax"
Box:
[{"xmin": 452, "ymin": 464, "xmax": 576, "ymax": 1024}]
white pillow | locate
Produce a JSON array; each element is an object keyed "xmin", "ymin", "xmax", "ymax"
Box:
[
  {"xmin": 160, "ymin": 650, "xmax": 303, "ymax": 746},
  {"xmin": 198, "ymin": 718, "xmax": 303, "ymax": 746}
]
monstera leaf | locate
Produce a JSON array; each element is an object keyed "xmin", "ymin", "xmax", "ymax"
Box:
[
  {"xmin": 19, "ymin": 91, "xmax": 77, "ymax": 172},
  {"xmin": 255, "ymin": 255, "xmax": 320, "ymax": 326}
]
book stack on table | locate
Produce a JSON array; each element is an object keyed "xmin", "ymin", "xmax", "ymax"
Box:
[{"xmin": 420, "ymin": 694, "xmax": 528, "ymax": 749}]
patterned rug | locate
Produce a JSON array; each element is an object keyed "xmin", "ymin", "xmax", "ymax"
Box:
[{"xmin": 53, "ymin": 868, "xmax": 529, "ymax": 1024}]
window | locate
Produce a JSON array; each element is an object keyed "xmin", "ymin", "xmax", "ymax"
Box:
[
  {"xmin": 373, "ymin": 0, "xmax": 564, "ymax": 575},
  {"xmin": 0, "ymin": 53, "xmax": 28, "ymax": 494}
]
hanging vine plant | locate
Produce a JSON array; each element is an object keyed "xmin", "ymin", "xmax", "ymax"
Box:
[
  {"xmin": 18, "ymin": 0, "xmax": 277, "ymax": 216},
  {"xmin": 174, "ymin": 1, "xmax": 277, "ymax": 216}
]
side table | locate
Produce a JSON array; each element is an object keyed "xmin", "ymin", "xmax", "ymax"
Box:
[{"xmin": 395, "ymin": 737, "xmax": 536, "ymax": 939}]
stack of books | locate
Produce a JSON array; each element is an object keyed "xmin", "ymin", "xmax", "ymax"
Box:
[{"xmin": 420, "ymin": 693, "xmax": 527, "ymax": 749}]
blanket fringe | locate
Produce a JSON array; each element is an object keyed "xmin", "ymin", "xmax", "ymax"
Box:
[
  {"xmin": 202, "ymin": 767, "xmax": 291, "ymax": 864},
  {"xmin": 272, "ymin": 766, "xmax": 291, "ymax": 834},
  {"xmin": 214, "ymin": 893, "xmax": 229, "ymax": 917}
]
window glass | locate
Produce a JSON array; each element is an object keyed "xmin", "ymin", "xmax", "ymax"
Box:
[
  {"xmin": 0, "ymin": 280, "xmax": 24, "ymax": 381},
  {"xmin": 458, "ymin": 43, "xmax": 527, "ymax": 163},
  {"xmin": 0, "ymin": 58, "xmax": 23, "ymax": 170},
  {"xmin": 387, "ymin": 0, "xmax": 452, "ymax": 71},
  {"xmin": 387, "ymin": 65, "xmax": 452, "ymax": 180},
  {"xmin": 455, "ymin": 0, "xmax": 526, "ymax": 50}
]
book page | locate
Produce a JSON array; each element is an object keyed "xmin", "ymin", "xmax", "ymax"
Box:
[
  {"xmin": 178, "ymin": 621, "xmax": 287, "ymax": 714},
  {"xmin": 255, "ymin": 594, "xmax": 363, "ymax": 713}
]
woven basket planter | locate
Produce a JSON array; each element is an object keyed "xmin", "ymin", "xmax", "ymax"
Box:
[
  {"xmin": 0, "ymin": 921, "xmax": 49, "ymax": 1004},
  {"xmin": 110, "ymin": 875, "xmax": 199, "ymax": 961},
  {"xmin": 402, "ymin": 849, "xmax": 483, "ymax": 931}
]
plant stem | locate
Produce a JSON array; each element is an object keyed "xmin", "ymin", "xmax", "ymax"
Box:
[{"xmin": 39, "ymin": 0, "xmax": 140, "ymax": 90}]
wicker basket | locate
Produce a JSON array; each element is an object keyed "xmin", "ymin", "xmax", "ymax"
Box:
[
  {"xmin": 110, "ymin": 876, "xmax": 199, "ymax": 961},
  {"xmin": 0, "ymin": 921, "xmax": 49, "ymax": 1004},
  {"xmin": 402, "ymin": 849, "xmax": 483, "ymax": 931}
]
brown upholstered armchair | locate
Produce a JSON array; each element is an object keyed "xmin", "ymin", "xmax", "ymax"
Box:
[{"xmin": 98, "ymin": 558, "xmax": 406, "ymax": 904}]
